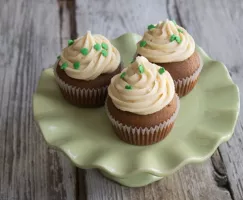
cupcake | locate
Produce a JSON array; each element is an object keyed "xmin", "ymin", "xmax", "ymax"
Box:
[
  {"xmin": 136, "ymin": 19, "xmax": 202, "ymax": 97},
  {"xmin": 54, "ymin": 31, "xmax": 122, "ymax": 107},
  {"xmin": 106, "ymin": 56, "xmax": 180, "ymax": 145}
]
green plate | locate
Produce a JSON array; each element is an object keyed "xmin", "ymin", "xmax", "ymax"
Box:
[{"xmin": 33, "ymin": 33, "xmax": 240, "ymax": 187}]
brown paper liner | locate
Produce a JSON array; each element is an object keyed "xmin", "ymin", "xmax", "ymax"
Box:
[
  {"xmin": 54, "ymin": 65, "xmax": 108, "ymax": 107},
  {"xmin": 134, "ymin": 53, "xmax": 203, "ymax": 97},
  {"xmin": 58, "ymin": 85, "xmax": 107, "ymax": 107},
  {"xmin": 105, "ymin": 95, "xmax": 180, "ymax": 146},
  {"xmin": 114, "ymin": 123, "xmax": 174, "ymax": 145},
  {"xmin": 174, "ymin": 56, "xmax": 203, "ymax": 97}
]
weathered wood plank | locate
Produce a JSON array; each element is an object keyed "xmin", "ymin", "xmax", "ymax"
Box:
[
  {"xmin": 75, "ymin": 0, "xmax": 168, "ymax": 38},
  {"xmin": 174, "ymin": 0, "xmax": 243, "ymax": 199},
  {"xmin": 0, "ymin": 1, "xmax": 77, "ymax": 199},
  {"xmin": 74, "ymin": 0, "xmax": 233, "ymax": 199},
  {"xmin": 85, "ymin": 162, "xmax": 231, "ymax": 200},
  {"xmin": 58, "ymin": 0, "xmax": 77, "ymax": 46},
  {"xmin": 58, "ymin": 0, "xmax": 87, "ymax": 199}
]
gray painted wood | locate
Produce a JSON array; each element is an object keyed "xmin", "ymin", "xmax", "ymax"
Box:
[
  {"xmin": 75, "ymin": 0, "xmax": 168, "ymax": 38},
  {"xmin": 1, "ymin": 0, "xmax": 242, "ymax": 199},
  {"xmin": 85, "ymin": 162, "xmax": 231, "ymax": 200},
  {"xmin": 74, "ymin": 0, "xmax": 239, "ymax": 199},
  {"xmin": 0, "ymin": 0, "xmax": 77, "ymax": 199},
  {"xmin": 173, "ymin": 0, "xmax": 243, "ymax": 199}
]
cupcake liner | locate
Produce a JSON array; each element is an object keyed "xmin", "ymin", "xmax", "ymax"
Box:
[
  {"xmin": 174, "ymin": 55, "xmax": 203, "ymax": 97},
  {"xmin": 105, "ymin": 95, "xmax": 180, "ymax": 145},
  {"xmin": 54, "ymin": 65, "xmax": 108, "ymax": 107}
]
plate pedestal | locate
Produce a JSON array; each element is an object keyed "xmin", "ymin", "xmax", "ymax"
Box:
[
  {"xmin": 100, "ymin": 170, "xmax": 163, "ymax": 187},
  {"xmin": 33, "ymin": 33, "xmax": 239, "ymax": 188}
]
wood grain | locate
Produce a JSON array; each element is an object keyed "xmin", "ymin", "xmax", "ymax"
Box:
[
  {"xmin": 74, "ymin": 0, "xmax": 237, "ymax": 199},
  {"xmin": 173, "ymin": 0, "xmax": 243, "ymax": 199},
  {"xmin": 85, "ymin": 162, "xmax": 231, "ymax": 200},
  {"xmin": 1, "ymin": 0, "xmax": 242, "ymax": 199},
  {"xmin": 0, "ymin": 0, "xmax": 77, "ymax": 199},
  {"xmin": 75, "ymin": 0, "xmax": 168, "ymax": 38}
]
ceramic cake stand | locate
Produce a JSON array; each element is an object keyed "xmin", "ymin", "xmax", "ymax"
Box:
[{"xmin": 33, "ymin": 33, "xmax": 239, "ymax": 187}]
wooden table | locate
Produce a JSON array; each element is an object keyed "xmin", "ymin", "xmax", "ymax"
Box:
[{"xmin": 0, "ymin": 0, "xmax": 242, "ymax": 199}]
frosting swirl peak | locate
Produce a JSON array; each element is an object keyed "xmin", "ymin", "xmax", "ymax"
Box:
[
  {"xmin": 137, "ymin": 19, "xmax": 195, "ymax": 63},
  {"xmin": 108, "ymin": 56, "xmax": 175, "ymax": 115},
  {"xmin": 59, "ymin": 31, "xmax": 120, "ymax": 80}
]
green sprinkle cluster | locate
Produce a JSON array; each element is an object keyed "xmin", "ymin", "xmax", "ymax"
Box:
[
  {"xmin": 63, "ymin": 39, "xmax": 110, "ymax": 70},
  {"xmin": 138, "ymin": 65, "xmax": 144, "ymax": 74},
  {"xmin": 170, "ymin": 34, "xmax": 181, "ymax": 44},
  {"xmin": 93, "ymin": 42, "xmax": 108, "ymax": 57},
  {"xmin": 140, "ymin": 40, "xmax": 147, "ymax": 47},
  {"xmin": 158, "ymin": 67, "xmax": 165, "ymax": 75},
  {"xmin": 125, "ymin": 85, "xmax": 132, "ymax": 90},
  {"xmin": 68, "ymin": 39, "xmax": 74, "ymax": 46},
  {"xmin": 61, "ymin": 62, "xmax": 68, "ymax": 70},
  {"xmin": 101, "ymin": 43, "xmax": 108, "ymax": 57},
  {"xmin": 148, "ymin": 24, "xmax": 156, "ymax": 30},
  {"xmin": 120, "ymin": 72, "xmax": 126, "ymax": 79},
  {"xmin": 178, "ymin": 28, "xmax": 183, "ymax": 33}
]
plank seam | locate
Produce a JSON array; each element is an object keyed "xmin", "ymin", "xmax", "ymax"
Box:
[{"xmin": 212, "ymin": 150, "xmax": 235, "ymax": 200}]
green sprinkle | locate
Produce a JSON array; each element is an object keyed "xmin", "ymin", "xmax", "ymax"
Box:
[
  {"xmin": 158, "ymin": 67, "xmax": 165, "ymax": 75},
  {"xmin": 172, "ymin": 20, "xmax": 177, "ymax": 25},
  {"xmin": 94, "ymin": 43, "xmax": 101, "ymax": 51},
  {"xmin": 120, "ymin": 72, "xmax": 126, "ymax": 79},
  {"xmin": 73, "ymin": 62, "xmax": 80, "ymax": 69},
  {"xmin": 170, "ymin": 34, "xmax": 177, "ymax": 42},
  {"xmin": 68, "ymin": 39, "xmax": 74, "ymax": 46},
  {"xmin": 57, "ymin": 55, "xmax": 61, "ymax": 60},
  {"xmin": 101, "ymin": 42, "xmax": 108, "ymax": 50},
  {"xmin": 125, "ymin": 85, "xmax": 132, "ymax": 90},
  {"xmin": 101, "ymin": 49, "xmax": 108, "ymax": 57},
  {"xmin": 170, "ymin": 34, "xmax": 181, "ymax": 44},
  {"xmin": 138, "ymin": 65, "xmax": 144, "ymax": 74},
  {"xmin": 178, "ymin": 28, "xmax": 184, "ymax": 33},
  {"xmin": 175, "ymin": 36, "xmax": 181, "ymax": 44},
  {"xmin": 148, "ymin": 24, "xmax": 156, "ymax": 30},
  {"xmin": 61, "ymin": 62, "xmax": 68, "ymax": 70},
  {"xmin": 140, "ymin": 40, "xmax": 147, "ymax": 47},
  {"xmin": 80, "ymin": 48, "xmax": 89, "ymax": 55}
]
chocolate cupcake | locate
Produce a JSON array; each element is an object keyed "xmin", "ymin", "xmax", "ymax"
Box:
[
  {"xmin": 106, "ymin": 56, "xmax": 180, "ymax": 146},
  {"xmin": 54, "ymin": 31, "xmax": 122, "ymax": 107},
  {"xmin": 136, "ymin": 19, "xmax": 202, "ymax": 97}
]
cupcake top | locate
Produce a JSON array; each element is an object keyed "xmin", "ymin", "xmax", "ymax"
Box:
[
  {"xmin": 108, "ymin": 56, "xmax": 175, "ymax": 115},
  {"xmin": 137, "ymin": 19, "xmax": 195, "ymax": 63},
  {"xmin": 58, "ymin": 31, "xmax": 121, "ymax": 81}
]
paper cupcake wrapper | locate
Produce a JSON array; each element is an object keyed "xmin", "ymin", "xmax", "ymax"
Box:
[
  {"xmin": 105, "ymin": 95, "xmax": 180, "ymax": 145},
  {"xmin": 174, "ymin": 55, "xmax": 203, "ymax": 97},
  {"xmin": 54, "ymin": 65, "xmax": 108, "ymax": 107}
]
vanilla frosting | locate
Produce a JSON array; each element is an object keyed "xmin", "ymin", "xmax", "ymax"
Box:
[
  {"xmin": 59, "ymin": 31, "xmax": 121, "ymax": 80},
  {"xmin": 108, "ymin": 56, "xmax": 175, "ymax": 115},
  {"xmin": 137, "ymin": 19, "xmax": 195, "ymax": 63}
]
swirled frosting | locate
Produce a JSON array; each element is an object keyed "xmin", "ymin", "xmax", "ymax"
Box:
[
  {"xmin": 137, "ymin": 19, "xmax": 195, "ymax": 63},
  {"xmin": 59, "ymin": 31, "xmax": 121, "ymax": 80},
  {"xmin": 108, "ymin": 56, "xmax": 175, "ymax": 115}
]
